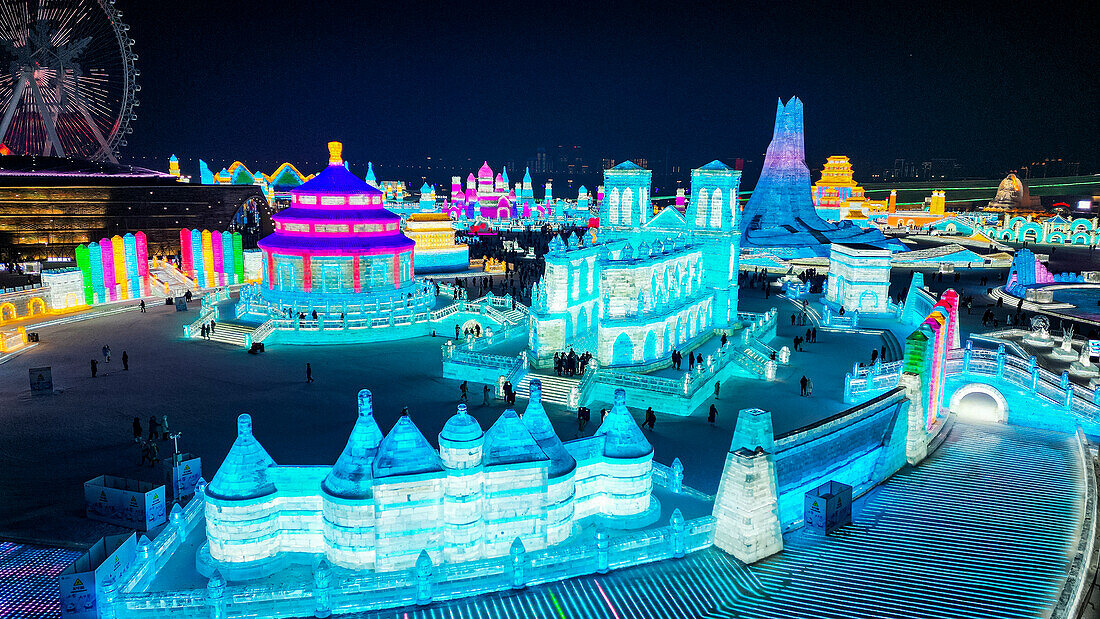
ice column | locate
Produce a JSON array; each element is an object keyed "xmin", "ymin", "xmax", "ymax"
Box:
[{"xmin": 712, "ymin": 408, "xmax": 783, "ymax": 563}]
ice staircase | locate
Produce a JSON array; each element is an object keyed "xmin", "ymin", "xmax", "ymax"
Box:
[
  {"xmin": 513, "ymin": 373, "xmax": 578, "ymax": 406},
  {"xmin": 192, "ymin": 321, "xmax": 254, "ymax": 347},
  {"xmin": 501, "ymin": 308, "xmax": 527, "ymax": 324}
]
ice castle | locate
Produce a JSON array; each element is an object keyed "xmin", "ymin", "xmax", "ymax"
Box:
[
  {"xmin": 740, "ymin": 97, "xmax": 902, "ymax": 258},
  {"xmin": 529, "ymin": 160, "xmax": 742, "ymax": 367},
  {"xmin": 200, "ymin": 383, "xmax": 656, "ymax": 579}
]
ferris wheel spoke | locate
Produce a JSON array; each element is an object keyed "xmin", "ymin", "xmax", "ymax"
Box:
[
  {"xmin": 70, "ymin": 85, "xmax": 115, "ymax": 162},
  {"xmin": 27, "ymin": 71, "xmax": 65, "ymax": 157},
  {"xmin": 0, "ymin": 74, "xmax": 29, "ymax": 145}
]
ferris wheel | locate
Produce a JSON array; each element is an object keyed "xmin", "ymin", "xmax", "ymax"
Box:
[{"xmin": 0, "ymin": 0, "xmax": 138, "ymax": 162}]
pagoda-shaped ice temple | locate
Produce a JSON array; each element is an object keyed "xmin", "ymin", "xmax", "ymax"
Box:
[
  {"xmin": 739, "ymin": 97, "xmax": 901, "ymax": 258},
  {"xmin": 200, "ymin": 384, "xmax": 658, "ymax": 579},
  {"xmin": 253, "ymin": 142, "xmax": 435, "ymax": 318}
]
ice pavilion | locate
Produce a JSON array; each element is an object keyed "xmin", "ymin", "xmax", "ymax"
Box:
[{"xmin": 252, "ymin": 142, "xmax": 434, "ymax": 318}]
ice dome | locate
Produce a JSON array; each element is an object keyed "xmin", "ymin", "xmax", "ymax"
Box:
[
  {"xmin": 440, "ymin": 403, "xmax": 484, "ymax": 445},
  {"xmin": 595, "ymin": 389, "xmax": 653, "ymax": 459},
  {"xmin": 207, "ymin": 414, "xmax": 277, "ymax": 501},
  {"xmin": 521, "ymin": 380, "xmax": 577, "ymax": 478},
  {"xmin": 478, "ymin": 161, "xmax": 493, "ymax": 179},
  {"xmin": 322, "ymin": 389, "xmax": 385, "ymax": 499}
]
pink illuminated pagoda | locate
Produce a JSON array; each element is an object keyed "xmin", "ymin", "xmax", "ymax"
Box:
[{"xmin": 257, "ymin": 142, "xmax": 430, "ymax": 316}]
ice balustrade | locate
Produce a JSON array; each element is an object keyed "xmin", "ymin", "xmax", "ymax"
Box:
[
  {"xmin": 1051, "ymin": 428, "xmax": 1098, "ymax": 619},
  {"xmin": 845, "ymin": 343, "xmax": 1100, "ymax": 419},
  {"xmin": 182, "ymin": 307, "xmax": 216, "ymax": 339},
  {"xmin": 248, "ymin": 319, "xmax": 276, "ymax": 345},
  {"xmin": 101, "ymin": 485, "xmax": 714, "ymax": 618}
]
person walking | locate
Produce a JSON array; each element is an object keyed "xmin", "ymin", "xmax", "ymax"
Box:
[
  {"xmin": 871, "ymin": 348, "xmax": 878, "ymax": 364},
  {"xmin": 90, "ymin": 359, "xmax": 98, "ymax": 377},
  {"xmin": 103, "ymin": 345, "xmax": 110, "ymax": 363},
  {"xmin": 140, "ymin": 440, "xmax": 153, "ymax": 467},
  {"xmin": 139, "ymin": 299, "xmax": 146, "ymax": 313},
  {"xmin": 812, "ymin": 327, "xmax": 817, "ymax": 343},
  {"xmin": 800, "ymin": 375, "xmax": 808, "ymax": 397},
  {"xmin": 161, "ymin": 415, "xmax": 170, "ymax": 440},
  {"xmin": 459, "ymin": 381, "xmax": 469, "ymax": 403},
  {"xmin": 122, "ymin": 351, "xmax": 129, "ymax": 371},
  {"xmin": 644, "ymin": 407, "xmax": 656, "ymax": 430},
  {"xmin": 688, "ymin": 353, "xmax": 695, "ymax": 371},
  {"xmin": 714, "ymin": 380, "xmax": 721, "ymax": 400},
  {"xmin": 483, "ymin": 384, "xmax": 492, "ymax": 406},
  {"xmin": 708, "ymin": 404, "xmax": 718, "ymax": 425},
  {"xmin": 210, "ymin": 319, "xmax": 216, "ymax": 334},
  {"xmin": 148, "ymin": 416, "xmax": 161, "ymax": 441},
  {"xmin": 720, "ymin": 333, "xmax": 727, "ymax": 347},
  {"xmin": 306, "ymin": 363, "xmax": 314, "ymax": 383},
  {"xmin": 132, "ymin": 417, "xmax": 142, "ymax": 443}
]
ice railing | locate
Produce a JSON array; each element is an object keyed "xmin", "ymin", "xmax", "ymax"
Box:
[
  {"xmin": 845, "ymin": 341, "xmax": 1100, "ymax": 417},
  {"xmin": 844, "ymin": 360, "xmax": 905, "ymax": 403},
  {"xmin": 101, "ymin": 483, "xmax": 716, "ymax": 618},
  {"xmin": 597, "ymin": 310, "xmax": 779, "ymax": 396}
]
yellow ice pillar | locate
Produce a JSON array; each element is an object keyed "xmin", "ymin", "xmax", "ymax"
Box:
[{"xmin": 929, "ymin": 190, "xmax": 945, "ymax": 215}]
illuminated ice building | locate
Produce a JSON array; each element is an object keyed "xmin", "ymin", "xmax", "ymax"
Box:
[
  {"xmin": 529, "ymin": 160, "xmax": 742, "ymax": 367},
  {"xmin": 200, "ymin": 384, "xmax": 656, "ymax": 579},
  {"xmin": 245, "ymin": 142, "xmax": 434, "ymax": 318},
  {"xmin": 740, "ymin": 98, "xmax": 902, "ymax": 258}
]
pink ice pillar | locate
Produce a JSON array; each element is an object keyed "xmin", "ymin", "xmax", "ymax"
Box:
[{"xmin": 100, "ymin": 238, "xmax": 116, "ymax": 301}]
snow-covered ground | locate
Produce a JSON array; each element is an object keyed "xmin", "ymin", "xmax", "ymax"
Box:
[{"xmin": 0, "ymin": 266, "xmax": 1011, "ymax": 546}]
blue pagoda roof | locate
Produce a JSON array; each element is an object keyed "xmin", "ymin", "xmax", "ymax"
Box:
[
  {"xmin": 207, "ymin": 414, "xmax": 277, "ymax": 501},
  {"xmin": 612, "ymin": 161, "xmax": 644, "ymax": 171},
  {"xmin": 372, "ymin": 415, "xmax": 444, "ymax": 478},
  {"xmin": 521, "ymin": 380, "xmax": 577, "ymax": 478},
  {"xmin": 484, "ymin": 409, "xmax": 548, "ymax": 467}
]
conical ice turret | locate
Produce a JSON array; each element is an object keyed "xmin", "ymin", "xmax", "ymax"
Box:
[
  {"xmin": 595, "ymin": 389, "xmax": 653, "ymax": 458},
  {"xmin": 521, "ymin": 380, "xmax": 577, "ymax": 478},
  {"xmin": 207, "ymin": 414, "xmax": 277, "ymax": 500},
  {"xmin": 372, "ymin": 414, "xmax": 444, "ymax": 478},
  {"xmin": 322, "ymin": 389, "xmax": 385, "ymax": 499}
]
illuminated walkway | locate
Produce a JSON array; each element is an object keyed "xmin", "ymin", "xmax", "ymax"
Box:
[
  {"xmin": 741, "ymin": 421, "xmax": 1085, "ymax": 618},
  {"xmin": 0, "ymin": 541, "xmax": 81, "ymax": 619},
  {"xmin": 349, "ymin": 421, "xmax": 1086, "ymax": 619}
]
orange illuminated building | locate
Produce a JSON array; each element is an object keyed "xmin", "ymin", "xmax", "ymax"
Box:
[{"xmin": 813, "ymin": 156, "xmax": 889, "ymax": 219}]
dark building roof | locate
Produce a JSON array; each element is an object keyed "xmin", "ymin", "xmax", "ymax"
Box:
[{"xmin": 0, "ymin": 155, "xmax": 176, "ymax": 187}]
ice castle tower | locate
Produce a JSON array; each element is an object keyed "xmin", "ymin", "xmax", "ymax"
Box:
[{"xmin": 740, "ymin": 97, "xmax": 901, "ymax": 258}]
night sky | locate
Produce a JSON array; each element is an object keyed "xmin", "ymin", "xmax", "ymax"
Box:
[{"xmin": 122, "ymin": 1, "xmax": 1099, "ymax": 181}]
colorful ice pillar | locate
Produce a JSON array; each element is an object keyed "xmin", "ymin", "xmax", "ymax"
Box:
[
  {"xmin": 100, "ymin": 238, "xmax": 116, "ymax": 301},
  {"xmin": 112, "ymin": 235, "xmax": 128, "ymax": 299},
  {"xmin": 88, "ymin": 242, "xmax": 104, "ymax": 303},
  {"xmin": 221, "ymin": 232, "xmax": 234, "ymax": 285},
  {"xmin": 232, "ymin": 233, "xmax": 244, "ymax": 283},
  {"xmin": 201, "ymin": 229, "xmax": 215, "ymax": 288},
  {"xmin": 180, "ymin": 229, "xmax": 193, "ymax": 273},
  {"xmin": 135, "ymin": 232, "xmax": 149, "ymax": 277},
  {"xmin": 123, "ymin": 233, "xmax": 139, "ymax": 298},
  {"xmin": 75, "ymin": 244, "xmax": 94, "ymax": 305},
  {"xmin": 212, "ymin": 231, "xmax": 225, "ymax": 287},
  {"xmin": 191, "ymin": 229, "xmax": 205, "ymax": 286},
  {"xmin": 136, "ymin": 232, "xmax": 149, "ymax": 296}
]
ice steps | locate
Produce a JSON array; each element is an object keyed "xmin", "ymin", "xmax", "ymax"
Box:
[
  {"xmin": 501, "ymin": 309, "xmax": 527, "ymax": 324},
  {"xmin": 191, "ymin": 321, "xmax": 254, "ymax": 347},
  {"xmin": 513, "ymin": 373, "xmax": 579, "ymax": 407}
]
